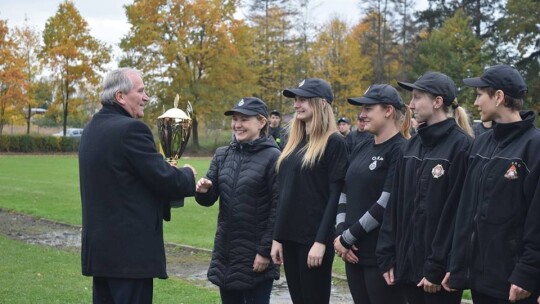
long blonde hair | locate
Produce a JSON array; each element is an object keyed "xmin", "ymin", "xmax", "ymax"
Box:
[
  {"xmin": 276, "ymin": 97, "xmax": 338, "ymax": 170},
  {"xmin": 386, "ymin": 104, "xmax": 413, "ymax": 139}
]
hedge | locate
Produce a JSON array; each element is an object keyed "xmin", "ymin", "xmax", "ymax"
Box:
[{"xmin": 0, "ymin": 135, "xmax": 80, "ymax": 153}]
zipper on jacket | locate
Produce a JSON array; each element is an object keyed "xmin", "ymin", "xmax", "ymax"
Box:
[{"xmin": 225, "ymin": 145, "xmax": 244, "ymax": 282}]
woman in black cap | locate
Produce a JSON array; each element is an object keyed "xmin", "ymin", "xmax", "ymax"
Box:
[
  {"xmin": 195, "ymin": 97, "xmax": 280, "ymax": 304},
  {"xmin": 333, "ymin": 84, "xmax": 409, "ymax": 304},
  {"xmin": 271, "ymin": 78, "xmax": 348, "ymax": 304},
  {"xmin": 376, "ymin": 72, "xmax": 473, "ymax": 304},
  {"xmin": 445, "ymin": 65, "xmax": 540, "ymax": 304}
]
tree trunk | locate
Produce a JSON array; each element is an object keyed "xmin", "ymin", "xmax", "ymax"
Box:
[
  {"xmin": 63, "ymin": 78, "xmax": 69, "ymax": 136},
  {"xmin": 192, "ymin": 115, "xmax": 200, "ymax": 150},
  {"xmin": 26, "ymin": 107, "xmax": 31, "ymax": 134}
]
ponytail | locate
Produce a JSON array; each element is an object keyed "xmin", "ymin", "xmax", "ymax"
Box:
[
  {"xmin": 450, "ymin": 99, "xmax": 473, "ymax": 136},
  {"xmin": 401, "ymin": 105, "xmax": 412, "ymax": 139},
  {"xmin": 389, "ymin": 104, "xmax": 412, "ymax": 139}
]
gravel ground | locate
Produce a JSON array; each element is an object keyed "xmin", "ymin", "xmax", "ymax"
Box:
[{"xmin": 0, "ymin": 209, "xmax": 353, "ymax": 303}]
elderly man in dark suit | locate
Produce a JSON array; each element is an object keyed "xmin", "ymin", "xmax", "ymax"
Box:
[{"xmin": 79, "ymin": 68, "xmax": 196, "ymax": 304}]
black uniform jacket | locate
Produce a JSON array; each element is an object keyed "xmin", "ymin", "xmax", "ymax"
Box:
[
  {"xmin": 195, "ymin": 136, "xmax": 281, "ymax": 290},
  {"xmin": 449, "ymin": 111, "xmax": 540, "ymax": 298},
  {"xmin": 377, "ymin": 118, "xmax": 472, "ymax": 284},
  {"xmin": 79, "ymin": 103, "xmax": 195, "ymax": 279}
]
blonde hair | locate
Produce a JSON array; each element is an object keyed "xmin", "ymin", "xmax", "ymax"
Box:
[
  {"xmin": 276, "ymin": 98, "xmax": 338, "ymax": 170},
  {"xmin": 395, "ymin": 104, "xmax": 412, "ymax": 139},
  {"xmin": 443, "ymin": 100, "xmax": 473, "ymax": 136},
  {"xmin": 425, "ymin": 92, "xmax": 473, "ymax": 137}
]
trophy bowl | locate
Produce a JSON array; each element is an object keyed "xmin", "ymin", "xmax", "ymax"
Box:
[
  {"xmin": 157, "ymin": 94, "xmax": 193, "ymax": 208},
  {"xmin": 157, "ymin": 94, "xmax": 193, "ymax": 164}
]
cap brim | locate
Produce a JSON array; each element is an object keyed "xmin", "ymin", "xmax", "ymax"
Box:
[
  {"xmin": 463, "ymin": 77, "xmax": 490, "ymax": 88},
  {"xmin": 224, "ymin": 109, "xmax": 260, "ymax": 116},
  {"xmin": 397, "ymin": 81, "xmax": 424, "ymax": 92},
  {"xmin": 283, "ymin": 88, "xmax": 318, "ymax": 99},
  {"xmin": 347, "ymin": 96, "xmax": 380, "ymax": 106}
]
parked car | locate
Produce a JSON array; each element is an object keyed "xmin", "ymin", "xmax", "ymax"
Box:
[{"xmin": 53, "ymin": 128, "xmax": 84, "ymax": 137}]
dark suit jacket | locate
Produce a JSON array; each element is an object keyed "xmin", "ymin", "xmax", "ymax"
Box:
[{"xmin": 79, "ymin": 103, "xmax": 195, "ymax": 279}]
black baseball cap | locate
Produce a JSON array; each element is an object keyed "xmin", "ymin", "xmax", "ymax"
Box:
[
  {"xmin": 463, "ymin": 65, "xmax": 527, "ymax": 99},
  {"xmin": 224, "ymin": 97, "xmax": 268, "ymax": 117},
  {"xmin": 398, "ymin": 72, "xmax": 457, "ymax": 105},
  {"xmin": 348, "ymin": 84, "xmax": 404, "ymax": 110},
  {"xmin": 337, "ymin": 117, "xmax": 351, "ymax": 124},
  {"xmin": 270, "ymin": 109, "xmax": 281, "ymax": 117},
  {"xmin": 283, "ymin": 78, "xmax": 334, "ymax": 103}
]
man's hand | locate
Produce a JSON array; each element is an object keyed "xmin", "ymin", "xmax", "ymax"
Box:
[
  {"xmin": 307, "ymin": 242, "xmax": 326, "ymax": 268},
  {"xmin": 509, "ymin": 284, "xmax": 531, "ymax": 303},
  {"xmin": 253, "ymin": 254, "xmax": 270, "ymax": 273},
  {"xmin": 271, "ymin": 240, "xmax": 283, "ymax": 265},
  {"xmin": 195, "ymin": 177, "xmax": 212, "ymax": 193},
  {"xmin": 383, "ymin": 268, "xmax": 396, "ymax": 285},
  {"xmin": 418, "ymin": 277, "xmax": 441, "ymax": 293}
]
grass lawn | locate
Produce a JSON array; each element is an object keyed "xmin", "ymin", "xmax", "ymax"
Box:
[
  {"xmin": 0, "ymin": 154, "xmax": 219, "ymax": 249},
  {"xmin": 0, "ymin": 234, "xmax": 220, "ymax": 303},
  {"xmin": 0, "ymin": 154, "xmax": 475, "ymax": 298}
]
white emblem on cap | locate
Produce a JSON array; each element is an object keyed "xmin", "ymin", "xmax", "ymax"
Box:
[
  {"xmin": 364, "ymin": 86, "xmax": 371, "ymax": 94},
  {"xmin": 299, "ymin": 79, "xmax": 306, "ymax": 87},
  {"xmin": 238, "ymin": 99, "xmax": 244, "ymax": 106}
]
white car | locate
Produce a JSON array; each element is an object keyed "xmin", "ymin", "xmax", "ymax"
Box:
[{"xmin": 53, "ymin": 128, "xmax": 84, "ymax": 137}]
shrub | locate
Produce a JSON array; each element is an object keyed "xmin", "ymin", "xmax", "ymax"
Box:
[{"xmin": 0, "ymin": 135, "xmax": 80, "ymax": 153}]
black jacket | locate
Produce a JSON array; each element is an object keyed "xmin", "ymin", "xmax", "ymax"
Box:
[
  {"xmin": 377, "ymin": 118, "xmax": 472, "ymax": 284},
  {"xmin": 196, "ymin": 136, "xmax": 281, "ymax": 290},
  {"xmin": 449, "ymin": 111, "xmax": 540, "ymax": 298},
  {"xmin": 79, "ymin": 103, "xmax": 195, "ymax": 279}
]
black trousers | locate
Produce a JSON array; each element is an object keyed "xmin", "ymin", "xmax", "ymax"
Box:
[
  {"xmin": 401, "ymin": 282, "xmax": 462, "ymax": 304},
  {"xmin": 219, "ymin": 279, "xmax": 274, "ymax": 304},
  {"xmin": 345, "ymin": 263, "xmax": 405, "ymax": 304},
  {"xmin": 281, "ymin": 241, "xmax": 334, "ymax": 304},
  {"xmin": 472, "ymin": 289, "xmax": 538, "ymax": 304},
  {"xmin": 92, "ymin": 277, "xmax": 153, "ymax": 304}
]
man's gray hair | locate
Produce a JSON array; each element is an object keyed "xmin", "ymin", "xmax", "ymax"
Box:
[{"xmin": 100, "ymin": 68, "xmax": 142, "ymax": 105}]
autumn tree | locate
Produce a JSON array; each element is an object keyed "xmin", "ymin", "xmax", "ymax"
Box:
[
  {"xmin": 498, "ymin": 0, "xmax": 540, "ymax": 110},
  {"xmin": 311, "ymin": 18, "xmax": 372, "ymax": 120},
  {"xmin": 121, "ymin": 0, "xmax": 257, "ymax": 149},
  {"xmin": 0, "ymin": 20, "xmax": 25, "ymax": 135},
  {"xmin": 40, "ymin": 1, "xmax": 110, "ymax": 136},
  {"xmin": 412, "ymin": 9, "xmax": 485, "ymax": 111},
  {"xmin": 389, "ymin": 0, "xmax": 418, "ymax": 80},
  {"xmin": 351, "ymin": 11, "xmax": 401, "ymax": 84},
  {"xmin": 12, "ymin": 21, "xmax": 42, "ymax": 134}
]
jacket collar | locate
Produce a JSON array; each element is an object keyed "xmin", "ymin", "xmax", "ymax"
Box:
[
  {"xmin": 231, "ymin": 135, "xmax": 279, "ymax": 152},
  {"xmin": 492, "ymin": 111, "xmax": 535, "ymax": 148},
  {"xmin": 101, "ymin": 102, "xmax": 132, "ymax": 118},
  {"xmin": 417, "ymin": 118, "xmax": 457, "ymax": 147}
]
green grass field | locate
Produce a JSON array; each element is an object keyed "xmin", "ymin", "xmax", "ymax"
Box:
[
  {"xmin": 0, "ymin": 235, "xmax": 220, "ymax": 303},
  {"xmin": 0, "ymin": 154, "xmax": 474, "ymax": 300},
  {"xmin": 0, "ymin": 155, "xmax": 219, "ymax": 249}
]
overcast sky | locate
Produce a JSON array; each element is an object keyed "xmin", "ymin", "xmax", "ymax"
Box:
[{"xmin": 0, "ymin": 0, "xmax": 427, "ymax": 67}]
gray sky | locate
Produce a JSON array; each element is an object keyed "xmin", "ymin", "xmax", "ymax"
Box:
[{"xmin": 0, "ymin": 0, "xmax": 427, "ymax": 67}]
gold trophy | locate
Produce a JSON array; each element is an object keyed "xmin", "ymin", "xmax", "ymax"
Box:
[
  {"xmin": 157, "ymin": 94, "xmax": 193, "ymax": 207},
  {"xmin": 157, "ymin": 94, "xmax": 193, "ymax": 164}
]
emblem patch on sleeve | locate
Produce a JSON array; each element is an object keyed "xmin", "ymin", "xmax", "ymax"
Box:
[{"xmin": 432, "ymin": 164, "xmax": 445, "ymax": 178}]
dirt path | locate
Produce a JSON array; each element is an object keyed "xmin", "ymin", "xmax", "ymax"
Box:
[{"xmin": 0, "ymin": 209, "xmax": 353, "ymax": 303}]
